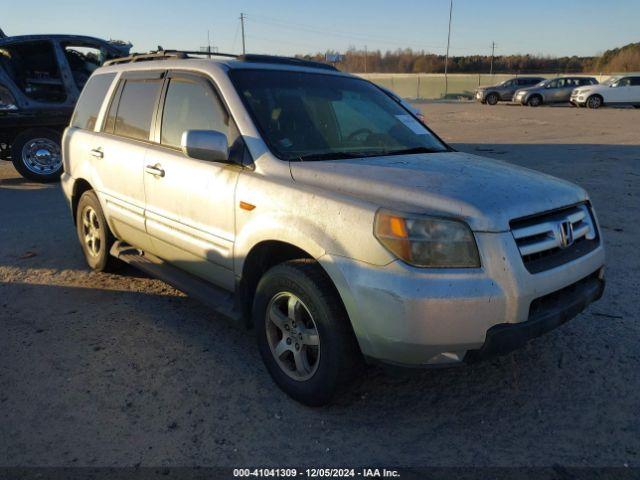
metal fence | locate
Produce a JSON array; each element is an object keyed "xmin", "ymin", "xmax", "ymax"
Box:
[{"xmin": 357, "ymin": 73, "xmax": 613, "ymax": 100}]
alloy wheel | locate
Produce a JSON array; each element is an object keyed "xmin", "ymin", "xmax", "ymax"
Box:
[
  {"xmin": 81, "ymin": 206, "xmax": 102, "ymax": 257},
  {"xmin": 265, "ymin": 292, "xmax": 320, "ymax": 381}
]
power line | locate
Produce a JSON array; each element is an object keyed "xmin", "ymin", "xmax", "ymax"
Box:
[{"xmin": 243, "ymin": 12, "xmax": 471, "ymax": 53}]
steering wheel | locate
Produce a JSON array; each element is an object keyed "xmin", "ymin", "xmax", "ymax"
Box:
[{"xmin": 347, "ymin": 128, "xmax": 373, "ymax": 142}]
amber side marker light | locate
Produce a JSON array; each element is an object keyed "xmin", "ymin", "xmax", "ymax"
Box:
[{"xmin": 240, "ymin": 201, "xmax": 256, "ymax": 211}]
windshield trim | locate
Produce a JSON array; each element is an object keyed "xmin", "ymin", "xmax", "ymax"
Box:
[{"xmin": 229, "ymin": 68, "xmax": 453, "ymax": 162}]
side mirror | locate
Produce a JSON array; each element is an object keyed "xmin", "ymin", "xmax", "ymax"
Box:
[{"xmin": 181, "ymin": 130, "xmax": 229, "ymax": 162}]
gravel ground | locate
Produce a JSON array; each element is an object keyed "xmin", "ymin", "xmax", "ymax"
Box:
[{"xmin": 1, "ymin": 102, "xmax": 638, "ymax": 468}]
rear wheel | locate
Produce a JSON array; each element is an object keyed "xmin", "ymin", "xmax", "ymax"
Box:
[
  {"xmin": 485, "ymin": 93, "xmax": 499, "ymax": 105},
  {"xmin": 586, "ymin": 95, "xmax": 603, "ymax": 109},
  {"xmin": 11, "ymin": 128, "xmax": 63, "ymax": 182},
  {"xmin": 254, "ymin": 260, "xmax": 361, "ymax": 406},
  {"xmin": 76, "ymin": 190, "xmax": 118, "ymax": 272},
  {"xmin": 527, "ymin": 95, "xmax": 542, "ymax": 107}
]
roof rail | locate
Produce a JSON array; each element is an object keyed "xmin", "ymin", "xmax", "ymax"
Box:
[
  {"xmin": 103, "ymin": 50, "xmax": 338, "ymax": 71},
  {"xmin": 103, "ymin": 49, "xmax": 238, "ymax": 66},
  {"xmin": 238, "ymin": 54, "xmax": 338, "ymax": 71}
]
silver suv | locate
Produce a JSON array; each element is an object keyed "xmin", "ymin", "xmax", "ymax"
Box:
[
  {"xmin": 61, "ymin": 51, "xmax": 605, "ymax": 405},
  {"xmin": 514, "ymin": 76, "xmax": 598, "ymax": 106}
]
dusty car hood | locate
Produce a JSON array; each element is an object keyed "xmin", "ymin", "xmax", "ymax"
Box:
[{"xmin": 289, "ymin": 152, "xmax": 587, "ymax": 232}]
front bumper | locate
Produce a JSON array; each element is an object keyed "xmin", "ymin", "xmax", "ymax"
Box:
[
  {"xmin": 570, "ymin": 93, "xmax": 586, "ymax": 106},
  {"xmin": 319, "ymin": 231, "xmax": 605, "ymax": 367},
  {"xmin": 513, "ymin": 93, "xmax": 528, "ymax": 104},
  {"xmin": 464, "ymin": 270, "xmax": 604, "ymax": 363},
  {"xmin": 475, "ymin": 91, "xmax": 486, "ymax": 101}
]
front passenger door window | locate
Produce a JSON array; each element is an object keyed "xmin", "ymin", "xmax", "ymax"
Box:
[{"xmin": 160, "ymin": 77, "xmax": 240, "ymax": 156}]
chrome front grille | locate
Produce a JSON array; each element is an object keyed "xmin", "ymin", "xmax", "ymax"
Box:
[{"xmin": 510, "ymin": 204, "xmax": 599, "ymax": 273}]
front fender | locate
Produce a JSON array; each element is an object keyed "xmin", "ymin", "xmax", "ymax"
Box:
[{"xmin": 233, "ymin": 210, "xmax": 336, "ymax": 275}]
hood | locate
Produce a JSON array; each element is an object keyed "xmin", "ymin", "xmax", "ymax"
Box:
[
  {"xmin": 515, "ymin": 85, "xmax": 540, "ymax": 94},
  {"xmin": 289, "ymin": 152, "xmax": 587, "ymax": 232},
  {"xmin": 476, "ymin": 84, "xmax": 500, "ymax": 91}
]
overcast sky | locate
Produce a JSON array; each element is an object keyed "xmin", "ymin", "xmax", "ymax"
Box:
[{"xmin": 3, "ymin": 0, "xmax": 639, "ymax": 57}]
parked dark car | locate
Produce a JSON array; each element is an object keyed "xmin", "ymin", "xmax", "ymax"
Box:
[
  {"xmin": 0, "ymin": 33, "xmax": 130, "ymax": 181},
  {"xmin": 475, "ymin": 76, "xmax": 545, "ymax": 105}
]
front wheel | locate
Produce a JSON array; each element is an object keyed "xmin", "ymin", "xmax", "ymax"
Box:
[
  {"xmin": 76, "ymin": 190, "xmax": 119, "ymax": 272},
  {"xmin": 485, "ymin": 93, "xmax": 499, "ymax": 105},
  {"xmin": 11, "ymin": 128, "xmax": 63, "ymax": 182},
  {"xmin": 527, "ymin": 95, "xmax": 542, "ymax": 107},
  {"xmin": 586, "ymin": 95, "xmax": 603, "ymax": 109},
  {"xmin": 254, "ymin": 260, "xmax": 361, "ymax": 406}
]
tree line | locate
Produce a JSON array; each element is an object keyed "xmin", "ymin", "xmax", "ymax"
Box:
[{"xmin": 301, "ymin": 43, "xmax": 640, "ymax": 74}]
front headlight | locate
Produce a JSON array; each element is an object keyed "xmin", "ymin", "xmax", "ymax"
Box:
[
  {"xmin": 0, "ymin": 85, "xmax": 17, "ymax": 111},
  {"xmin": 374, "ymin": 210, "xmax": 480, "ymax": 268}
]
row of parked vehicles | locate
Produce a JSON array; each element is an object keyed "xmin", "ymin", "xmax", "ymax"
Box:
[{"xmin": 475, "ymin": 75, "xmax": 640, "ymax": 108}]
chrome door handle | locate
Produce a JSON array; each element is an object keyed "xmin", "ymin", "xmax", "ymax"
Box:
[
  {"xmin": 145, "ymin": 164, "xmax": 165, "ymax": 177},
  {"xmin": 90, "ymin": 148, "xmax": 103, "ymax": 159}
]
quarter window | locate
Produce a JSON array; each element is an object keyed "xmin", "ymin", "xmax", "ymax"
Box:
[
  {"xmin": 71, "ymin": 73, "xmax": 115, "ymax": 130},
  {"xmin": 106, "ymin": 78, "xmax": 162, "ymax": 141},
  {"xmin": 160, "ymin": 78, "xmax": 228, "ymax": 148}
]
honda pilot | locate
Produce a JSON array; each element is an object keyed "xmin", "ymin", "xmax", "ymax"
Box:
[{"xmin": 61, "ymin": 51, "xmax": 605, "ymax": 405}]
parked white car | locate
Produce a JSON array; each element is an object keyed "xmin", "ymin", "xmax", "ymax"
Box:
[{"xmin": 571, "ymin": 75, "xmax": 640, "ymax": 109}]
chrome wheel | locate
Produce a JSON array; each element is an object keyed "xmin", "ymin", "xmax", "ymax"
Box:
[
  {"xmin": 21, "ymin": 138, "xmax": 61, "ymax": 175},
  {"xmin": 265, "ymin": 292, "xmax": 320, "ymax": 381},
  {"xmin": 81, "ymin": 206, "xmax": 102, "ymax": 257}
]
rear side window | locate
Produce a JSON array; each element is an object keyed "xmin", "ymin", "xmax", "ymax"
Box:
[
  {"xmin": 630, "ymin": 77, "xmax": 640, "ymax": 86},
  {"xmin": 105, "ymin": 78, "xmax": 162, "ymax": 141},
  {"xmin": 160, "ymin": 78, "xmax": 228, "ymax": 148},
  {"xmin": 71, "ymin": 73, "xmax": 116, "ymax": 130}
]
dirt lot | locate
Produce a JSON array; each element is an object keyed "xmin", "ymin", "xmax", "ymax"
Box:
[{"xmin": 1, "ymin": 103, "xmax": 639, "ymax": 468}]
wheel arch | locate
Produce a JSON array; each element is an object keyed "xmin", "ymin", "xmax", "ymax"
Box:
[
  {"xmin": 71, "ymin": 178, "xmax": 95, "ymax": 223},
  {"xmin": 239, "ymin": 240, "xmax": 318, "ymax": 325}
]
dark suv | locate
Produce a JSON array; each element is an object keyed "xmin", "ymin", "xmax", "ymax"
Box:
[
  {"xmin": 475, "ymin": 76, "xmax": 545, "ymax": 105},
  {"xmin": 0, "ymin": 33, "xmax": 130, "ymax": 181}
]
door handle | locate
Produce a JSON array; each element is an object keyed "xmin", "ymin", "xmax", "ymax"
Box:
[
  {"xmin": 90, "ymin": 148, "xmax": 103, "ymax": 159},
  {"xmin": 145, "ymin": 164, "xmax": 165, "ymax": 177}
]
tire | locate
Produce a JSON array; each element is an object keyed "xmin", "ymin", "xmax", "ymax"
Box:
[
  {"xmin": 254, "ymin": 259, "xmax": 362, "ymax": 406},
  {"xmin": 11, "ymin": 128, "xmax": 63, "ymax": 182},
  {"xmin": 586, "ymin": 95, "xmax": 603, "ymax": 109},
  {"xmin": 633, "ymin": 105, "xmax": 640, "ymax": 109},
  {"xmin": 76, "ymin": 190, "xmax": 118, "ymax": 272},
  {"xmin": 485, "ymin": 93, "xmax": 499, "ymax": 105},
  {"xmin": 527, "ymin": 95, "xmax": 542, "ymax": 107}
]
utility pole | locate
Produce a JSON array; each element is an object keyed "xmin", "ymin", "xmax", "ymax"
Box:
[
  {"xmin": 364, "ymin": 45, "xmax": 368, "ymax": 73},
  {"xmin": 207, "ymin": 30, "xmax": 211, "ymax": 58},
  {"xmin": 444, "ymin": 0, "xmax": 453, "ymax": 98},
  {"xmin": 490, "ymin": 41, "xmax": 495, "ymax": 76},
  {"xmin": 240, "ymin": 13, "xmax": 246, "ymax": 55}
]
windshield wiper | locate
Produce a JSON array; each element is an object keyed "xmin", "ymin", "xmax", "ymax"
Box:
[
  {"xmin": 295, "ymin": 151, "xmax": 382, "ymax": 161},
  {"xmin": 382, "ymin": 146, "xmax": 440, "ymax": 156}
]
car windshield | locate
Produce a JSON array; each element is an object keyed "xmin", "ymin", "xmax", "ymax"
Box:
[
  {"xmin": 535, "ymin": 80, "xmax": 549, "ymax": 87},
  {"xmin": 603, "ymin": 76, "xmax": 621, "ymax": 86},
  {"xmin": 230, "ymin": 69, "xmax": 447, "ymax": 161}
]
